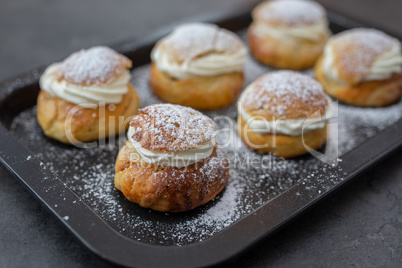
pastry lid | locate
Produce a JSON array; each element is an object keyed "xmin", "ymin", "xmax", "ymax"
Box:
[
  {"xmin": 153, "ymin": 23, "xmax": 245, "ymax": 63},
  {"xmin": 329, "ymin": 28, "xmax": 400, "ymax": 84},
  {"xmin": 240, "ymin": 71, "xmax": 329, "ymax": 120},
  {"xmin": 129, "ymin": 104, "xmax": 216, "ymax": 153},
  {"xmin": 252, "ymin": 0, "xmax": 326, "ymax": 27},
  {"xmin": 57, "ymin": 46, "xmax": 132, "ymax": 86}
]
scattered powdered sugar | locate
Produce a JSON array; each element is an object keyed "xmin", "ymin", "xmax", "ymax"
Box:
[
  {"xmin": 336, "ymin": 103, "xmax": 402, "ymax": 152},
  {"xmin": 332, "ymin": 28, "xmax": 397, "ymax": 82},
  {"xmin": 6, "ymin": 30, "xmax": 402, "ymax": 246},
  {"xmin": 254, "ymin": 0, "xmax": 325, "ymax": 26},
  {"xmin": 158, "ymin": 23, "xmax": 244, "ymax": 61},
  {"xmin": 58, "ymin": 46, "xmax": 131, "ymax": 85},
  {"xmin": 130, "ymin": 104, "xmax": 215, "ymax": 152},
  {"xmin": 243, "ymin": 71, "xmax": 328, "ymax": 117}
]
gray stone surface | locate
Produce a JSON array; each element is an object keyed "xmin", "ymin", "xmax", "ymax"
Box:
[{"xmin": 0, "ymin": 0, "xmax": 401, "ymax": 267}]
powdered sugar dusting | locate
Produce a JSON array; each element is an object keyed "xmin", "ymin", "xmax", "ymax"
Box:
[
  {"xmin": 58, "ymin": 46, "xmax": 131, "ymax": 85},
  {"xmin": 332, "ymin": 28, "xmax": 397, "ymax": 82},
  {"xmin": 254, "ymin": 0, "xmax": 325, "ymax": 26},
  {"xmin": 158, "ymin": 23, "xmax": 244, "ymax": 62},
  {"xmin": 130, "ymin": 104, "xmax": 215, "ymax": 152},
  {"xmin": 243, "ymin": 71, "xmax": 328, "ymax": 117}
]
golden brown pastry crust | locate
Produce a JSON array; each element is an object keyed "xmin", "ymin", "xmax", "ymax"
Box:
[
  {"xmin": 248, "ymin": 24, "xmax": 329, "ymax": 70},
  {"xmin": 37, "ymin": 83, "xmax": 140, "ymax": 144},
  {"xmin": 114, "ymin": 142, "xmax": 229, "ymax": 212},
  {"xmin": 237, "ymin": 116, "xmax": 327, "ymax": 158},
  {"xmin": 315, "ymin": 56, "xmax": 402, "ymax": 107},
  {"xmin": 149, "ymin": 63, "xmax": 244, "ymax": 110}
]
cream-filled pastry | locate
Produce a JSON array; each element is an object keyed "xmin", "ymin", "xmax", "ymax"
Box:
[
  {"xmin": 315, "ymin": 28, "xmax": 402, "ymax": 106},
  {"xmin": 237, "ymin": 71, "xmax": 330, "ymax": 158},
  {"xmin": 37, "ymin": 46, "xmax": 140, "ymax": 144},
  {"xmin": 150, "ymin": 23, "xmax": 247, "ymax": 109},
  {"xmin": 248, "ymin": 0, "xmax": 330, "ymax": 70},
  {"xmin": 114, "ymin": 104, "xmax": 229, "ymax": 212}
]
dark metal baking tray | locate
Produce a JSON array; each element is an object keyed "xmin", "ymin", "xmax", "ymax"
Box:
[{"xmin": 1, "ymin": 6, "xmax": 402, "ymax": 268}]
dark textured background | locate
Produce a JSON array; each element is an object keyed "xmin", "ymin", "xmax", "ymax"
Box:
[{"xmin": 0, "ymin": 0, "xmax": 401, "ymax": 267}]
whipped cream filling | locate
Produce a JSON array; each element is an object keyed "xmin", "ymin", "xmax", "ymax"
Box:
[
  {"xmin": 364, "ymin": 44, "xmax": 402, "ymax": 81},
  {"xmin": 151, "ymin": 46, "xmax": 247, "ymax": 79},
  {"xmin": 39, "ymin": 63, "xmax": 131, "ymax": 107},
  {"xmin": 127, "ymin": 126, "xmax": 215, "ymax": 167},
  {"xmin": 323, "ymin": 41, "xmax": 402, "ymax": 83},
  {"xmin": 237, "ymin": 86, "xmax": 329, "ymax": 136},
  {"xmin": 253, "ymin": 19, "xmax": 329, "ymax": 42}
]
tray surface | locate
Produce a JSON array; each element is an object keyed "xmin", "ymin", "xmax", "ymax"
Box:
[
  {"xmin": 0, "ymin": 9, "xmax": 402, "ymax": 268},
  {"xmin": 8, "ymin": 54, "xmax": 402, "ymax": 246}
]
